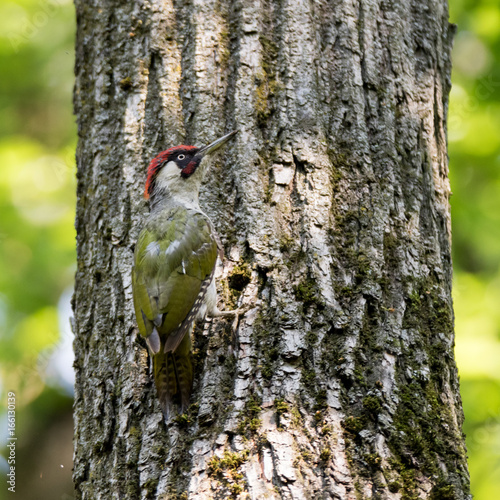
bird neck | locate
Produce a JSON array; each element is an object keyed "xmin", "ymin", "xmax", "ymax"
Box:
[{"xmin": 149, "ymin": 186, "xmax": 201, "ymax": 213}]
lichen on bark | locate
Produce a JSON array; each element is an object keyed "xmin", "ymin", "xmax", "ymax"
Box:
[{"xmin": 73, "ymin": 0, "xmax": 469, "ymax": 498}]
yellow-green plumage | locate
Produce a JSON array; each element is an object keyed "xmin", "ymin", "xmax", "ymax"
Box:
[{"xmin": 132, "ymin": 205, "xmax": 218, "ymax": 415}]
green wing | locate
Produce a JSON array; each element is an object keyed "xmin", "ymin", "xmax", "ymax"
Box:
[{"xmin": 132, "ymin": 206, "xmax": 218, "ymax": 350}]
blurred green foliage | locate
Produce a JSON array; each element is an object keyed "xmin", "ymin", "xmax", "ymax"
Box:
[
  {"xmin": 0, "ymin": 0, "xmax": 497, "ymax": 498},
  {"xmin": 0, "ymin": 0, "xmax": 75, "ymax": 498},
  {"xmin": 449, "ymin": 0, "xmax": 500, "ymax": 498},
  {"xmin": 0, "ymin": 0, "xmax": 75, "ymax": 400}
]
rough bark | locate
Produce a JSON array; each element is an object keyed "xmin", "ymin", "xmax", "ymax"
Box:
[{"xmin": 72, "ymin": 0, "xmax": 469, "ymax": 498}]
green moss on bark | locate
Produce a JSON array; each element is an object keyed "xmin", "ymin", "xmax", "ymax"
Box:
[{"xmin": 208, "ymin": 449, "xmax": 249, "ymax": 497}]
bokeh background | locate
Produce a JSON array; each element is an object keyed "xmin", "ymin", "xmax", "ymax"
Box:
[{"xmin": 0, "ymin": 0, "xmax": 498, "ymax": 498}]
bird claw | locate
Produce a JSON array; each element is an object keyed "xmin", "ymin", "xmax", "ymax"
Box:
[
  {"xmin": 210, "ymin": 304, "xmax": 251, "ymax": 330},
  {"xmin": 231, "ymin": 304, "xmax": 252, "ymax": 330}
]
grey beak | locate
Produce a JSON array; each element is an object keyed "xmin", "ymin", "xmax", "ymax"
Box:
[{"xmin": 196, "ymin": 130, "xmax": 238, "ymax": 158}]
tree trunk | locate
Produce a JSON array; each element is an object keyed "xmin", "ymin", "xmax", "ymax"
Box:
[{"xmin": 72, "ymin": 0, "xmax": 469, "ymax": 498}]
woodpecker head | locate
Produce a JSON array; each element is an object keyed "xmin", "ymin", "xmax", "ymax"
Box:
[{"xmin": 144, "ymin": 130, "xmax": 238, "ymax": 202}]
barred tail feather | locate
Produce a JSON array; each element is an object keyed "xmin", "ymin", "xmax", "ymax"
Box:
[
  {"xmin": 173, "ymin": 351, "xmax": 194, "ymax": 411},
  {"xmin": 153, "ymin": 333, "xmax": 193, "ymax": 419}
]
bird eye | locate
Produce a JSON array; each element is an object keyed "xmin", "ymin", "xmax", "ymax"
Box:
[{"xmin": 177, "ymin": 154, "xmax": 185, "ymax": 160}]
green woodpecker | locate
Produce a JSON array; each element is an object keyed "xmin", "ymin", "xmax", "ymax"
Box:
[{"xmin": 132, "ymin": 130, "xmax": 239, "ymax": 418}]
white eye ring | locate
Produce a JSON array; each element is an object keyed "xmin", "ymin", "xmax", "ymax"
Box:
[{"xmin": 178, "ymin": 154, "xmax": 185, "ymax": 160}]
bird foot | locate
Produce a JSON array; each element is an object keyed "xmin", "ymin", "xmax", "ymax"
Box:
[{"xmin": 210, "ymin": 304, "xmax": 251, "ymax": 330}]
